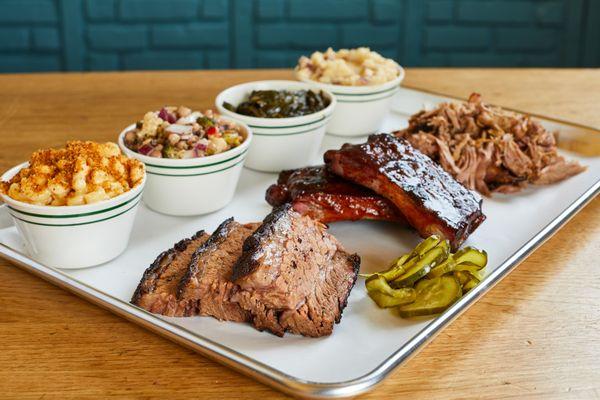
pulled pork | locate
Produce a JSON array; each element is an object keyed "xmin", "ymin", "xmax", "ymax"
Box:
[{"xmin": 394, "ymin": 93, "xmax": 586, "ymax": 196}]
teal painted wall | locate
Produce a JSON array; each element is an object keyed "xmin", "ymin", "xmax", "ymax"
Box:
[{"xmin": 0, "ymin": 0, "xmax": 598, "ymax": 73}]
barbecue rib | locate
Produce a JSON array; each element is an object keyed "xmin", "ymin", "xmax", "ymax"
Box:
[
  {"xmin": 324, "ymin": 134, "xmax": 485, "ymax": 249},
  {"xmin": 265, "ymin": 166, "xmax": 406, "ymax": 223},
  {"xmin": 176, "ymin": 218, "xmax": 259, "ymax": 321},
  {"xmin": 131, "ymin": 231, "xmax": 210, "ymax": 315},
  {"xmin": 231, "ymin": 205, "xmax": 360, "ymax": 337}
]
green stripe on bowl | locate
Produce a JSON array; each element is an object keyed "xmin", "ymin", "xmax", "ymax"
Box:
[
  {"xmin": 7, "ymin": 191, "xmax": 142, "ymax": 219},
  {"xmin": 336, "ymin": 91, "xmax": 398, "ymax": 103},
  {"xmin": 252, "ymin": 120, "xmax": 330, "ymax": 137},
  {"xmin": 9, "ymin": 200, "xmax": 140, "ymax": 227},
  {"xmin": 142, "ymin": 148, "xmax": 248, "ymax": 170},
  {"xmin": 146, "ymin": 157, "xmax": 246, "ymax": 177},
  {"xmin": 246, "ymin": 115, "xmax": 326, "ymax": 129},
  {"xmin": 332, "ymin": 85, "xmax": 399, "ymax": 97}
]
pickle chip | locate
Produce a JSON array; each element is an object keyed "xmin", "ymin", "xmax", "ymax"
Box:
[
  {"xmin": 397, "ymin": 275, "xmax": 462, "ymax": 318},
  {"xmin": 366, "ymin": 275, "xmax": 416, "ymax": 308},
  {"xmin": 454, "ymin": 264, "xmax": 483, "ymax": 274},
  {"xmin": 427, "ymin": 254, "xmax": 456, "ymax": 278},
  {"xmin": 391, "ymin": 253, "xmax": 410, "ymax": 267},
  {"xmin": 428, "ymin": 247, "xmax": 486, "ymax": 278},
  {"xmin": 454, "ymin": 247, "xmax": 488, "ymax": 269},
  {"xmin": 360, "ymin": 253, "xmax": 410, "ymax": 280},
  {"xmin": 454, "ymin": 270, "xmax": 481, "ymax": 292},
  {"xmin": 369, "ymin": 290, "xmax": 416, "ymax": 308},
  {"xmin": 453, "ymin": 270, "xmax": 471, "ymax": 286},
  {"xmin": 409, "ymin": 235, "xmax": 440, "ymax": 259},
  {"xmin": 363, "ymin": 235, "xmax": 488, "ymax": 318},
  {"xmin": 391, "ymin": 241, "xmax": 449, "ymax": 288},
  {"xmin": 463, "ymin": 278, "xmax": 479, "ymax": 292}
]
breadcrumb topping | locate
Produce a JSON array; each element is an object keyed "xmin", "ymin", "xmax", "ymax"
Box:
[{"xmin": 1, "ymin": 141, "xmax": 145, "ymax": 206}]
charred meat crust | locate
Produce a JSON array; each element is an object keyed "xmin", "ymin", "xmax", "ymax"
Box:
[
  {"xmin": 231, "ymin": 204, "xmax": 292, "ymax": 282},
  {"xmin": 337, "ymin": 253, "xmax": 360, "ymax": 322},
  {"xmin": 177, "ymin": 218, "xmax": 235, "ymax": 298},
  {"xmin": 131, "ymin": 230, "xmax": 206, "ymax": 305}
]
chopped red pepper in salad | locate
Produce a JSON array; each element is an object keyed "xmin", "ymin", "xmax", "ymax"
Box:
[
  {"xmin": 123, "ymin": 106, "xmax": 244, "ymax": 159},
  {"xmin": 206, "ymin": 126, "xmax": 219, "ymax": 137}
]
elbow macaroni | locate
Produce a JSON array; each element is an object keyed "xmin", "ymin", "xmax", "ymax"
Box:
[{"xmin": 1, "ymin": 141, "xmax": 145, "ymax": 206}]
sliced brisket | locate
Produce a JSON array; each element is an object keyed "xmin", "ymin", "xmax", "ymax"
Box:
[
  {"xmin": 324, "ymin": 134, "xmax": 485, "ymax": 249},
  {"xmin": 131, "ymin": 230, "xmax": 210, "ymax": 316},
  {"xmin": 231, "ymin": 205, "xmax": 360, "ymax": 337},
  {"xmin": 265, "ymin": 166, "xmax": 406, "ymax": 224},
  {"xmin": 176, "ymin": 218, "xmax": 259, "ymax": 321}
]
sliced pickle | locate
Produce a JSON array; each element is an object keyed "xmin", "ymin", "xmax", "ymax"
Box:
[
  {"xmin": 365, "ymin": 275, "xmax": 416, "ymax": 308},
  {"xmin": 463, "ymin": 278, "xmax": 479, "ymax": 292},
  {"xmin": 427, "ymin": 254, "xmax": 456, "ymax": 278},
  {"xmin": 454, "ymin": 247, "xmax": 488, "ymax": 269},
  {"xmin": 365, "ymin": 275, "xmax": 391, "ymax": 293},
  {"xmin": 366, "ymin": 275, "xmax": 408, "ymax": 296},
  {"xmin": 379, "ymin": 264, "xmax": 406, "ymax": 282},
  {"xmin": 368, "ymin": 289, "xmax": 416, "ymax": 308},
  {"xmin": 389, "ymin": 261, "xmax": 431, "ymax": 288},
  {"xmin": 454, "ymin": 270, "xmax": 481, "ymax": 292},
  {"xmin": 409, "ymin": 235, "xmax": 440, "ymax": 259},
  {"xmin": 453, "ymin": 270, "xmax": 471, "ymax": 286},
  {"xmin": 367, "ymin": 251, "xmax": 422, "ymax": 282},
  {"xmin": 362, "ymin": 235, "xmax": 488, "ymax": 315},
  {"xmin": 397, "ymin": 275, "xmax": 462, "ymax": 318},
  {"xmin": 391, "ymin": 241, "xmax": 450, "ymax": 288},
  {"xmin": 454, "ymin": 264, "xmax": 484, "ymax": 274},
  {"xmin": 428, "ymin": 246, "xmax": 486, "ymax": 277},
  {"xmin": 360, "ymin": 253, "xmax": 410, "ymax": 280},
  {"xmin": 378, "ymin": 240, "xmax": 436, "ymax": 282},
  {"xmin": 360, "ymin": 237, "xmax": 446, "ymax": 282},
  {"xmin": 390, "ymin": 253, "xmax": 410, "ymax": 268}
]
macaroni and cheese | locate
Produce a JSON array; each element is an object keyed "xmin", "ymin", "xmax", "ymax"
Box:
[
  {"xmin": 296, "ymin": 47, "xmax": 400, "ymax": 86},
  {"xmin": 1, "ymin": 141, "xmax": 145, "ymax": 206}
]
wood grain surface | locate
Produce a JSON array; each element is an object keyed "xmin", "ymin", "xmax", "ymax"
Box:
[{"xmin": 0, "ymin": 69, "xmax": 599, "ymax": 400}]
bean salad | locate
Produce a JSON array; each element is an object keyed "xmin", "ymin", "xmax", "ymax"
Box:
[{"xmin": 123, "ymin": 106, "xmax": 245, "ymax": 159}]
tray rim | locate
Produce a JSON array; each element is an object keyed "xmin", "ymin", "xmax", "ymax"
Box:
[{"xmin": 1, "ymin": 88, "xmax": 599, "ymax": 399}]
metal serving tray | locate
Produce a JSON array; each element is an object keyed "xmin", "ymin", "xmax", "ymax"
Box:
[{"xmin": 1, "ymin": 88, "xmax": 598, "ymax": 399}]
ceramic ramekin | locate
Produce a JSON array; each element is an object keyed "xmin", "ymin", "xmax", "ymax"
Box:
[
  {"xmin": 296, "ymin": 67, "xmax": 405, "ymax": 137},
  {"xmin": 215, "ymin": 80, "xmax": 336, "ymax": 172},
  {"xmin": 0, "ymin": 163, "xmax": 146, "ymax": 269},
  {"xmin": 118, "ymin": 118, "xmax": 252, "ymax": 216}
]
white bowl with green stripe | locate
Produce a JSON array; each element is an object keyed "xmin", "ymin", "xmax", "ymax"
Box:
[
  {"xmin": 296, "ymin": 66, "xmax": 404, "ymax": 137},
  {"xmin": 1, "ymin": 163, "xmax": 146, "ymax": 269},
  {"xmin": 118, "ymin": 119, "xmax": 252, "ymax": 216},
  {"xmin": 215, "ymin": 80, "xmax": 336, "ymax": 172}
]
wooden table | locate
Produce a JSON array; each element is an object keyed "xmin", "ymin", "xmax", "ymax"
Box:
[{"xmin": 1, "ymin": 69, "xmax": 599, "ymax": 399}]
